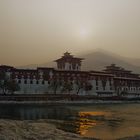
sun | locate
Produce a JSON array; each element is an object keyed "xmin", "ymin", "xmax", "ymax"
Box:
[
  {"xmin": 77, "ymin": 26, "xmax": 91, "ymax": 40},
  {"xmin": 80, "ymin": 28, "xmax": 88, "ymax": 38},
  {"xmin": 75, "ymin": 25, "xmax": 92, "ymax": 40}
]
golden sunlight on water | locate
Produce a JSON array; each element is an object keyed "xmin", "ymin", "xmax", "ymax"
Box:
[
  {"xmin": 75, "ymin": 117, "xmax": 97, "ymax": 135},
  {"xmin": 79, "ymin": 111, "xmax": 111, "ymax": 117},
  {"xmin": 73, "ymin": 105, "xmax": 140, "ymax": 140},
  {"xmin": 76, "ymin": 111, "xmax": 111, "ymax": 136}
]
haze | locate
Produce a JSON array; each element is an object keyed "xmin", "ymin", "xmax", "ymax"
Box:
[{"xmin": 0, "ymin": 0, "xmax": 140, "ymax": 66}]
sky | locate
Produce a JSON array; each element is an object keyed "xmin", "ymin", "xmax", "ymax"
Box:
[{"xmin": 0, "ymin": 0, "xmax": 140, "ymax": 66}]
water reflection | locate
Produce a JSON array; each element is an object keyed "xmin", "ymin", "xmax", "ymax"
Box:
[
  {"xmin": 76, "ymin": 111, "xmax": 107, "ymax": 135},
  {"xmin": 73, "ymin": 116, "xmax": 98, "ymax": 135},
  {"xmin": 58, "ymin": 110, "xmax": 124, "ymax": 137},
  {"xmin": 0, "ymin": 104, "xmax": 76, "ymax": 120}
]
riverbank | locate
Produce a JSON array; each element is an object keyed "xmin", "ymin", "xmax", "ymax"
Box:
[
  {"xmin": 0, "ymin": 100, "xmax": 140, "ymax": 105},
  {"xmin": 0, "ymin": 94, "xmax": 140, "ymax": 103},
  {"xmin": 0, "ymin": 119, "xmax": 96, "ymax": 140}
]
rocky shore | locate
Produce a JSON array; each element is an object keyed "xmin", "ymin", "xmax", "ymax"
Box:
[
  {"xmin": 0, "ymin": 119, "xmax": 97, "ymax": 140},
  {"xmin": 0, "ymin": 119, "xmax": 139, "ymax": 140}
]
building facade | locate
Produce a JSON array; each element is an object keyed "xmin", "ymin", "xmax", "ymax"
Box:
[{"xmin": 0, "ymin": 52, "xmax": 140, "ymax": 97}]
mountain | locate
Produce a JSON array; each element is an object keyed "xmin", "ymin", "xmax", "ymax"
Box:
[
  {"xmin": 18, "ymin": 50, "xmax": 140, "ymax": 73},
  {"xmin": 124, "ymin": 58, "xmax": 140, "ymax": 67},
  {"xmin": 81, "ymin": 50, "xmax": 140, "ymax": 73}
]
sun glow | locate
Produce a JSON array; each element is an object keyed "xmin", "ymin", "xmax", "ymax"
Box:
[
  {"xmin": 80, "ymin": 28, "xmax": 88, "ymax": 36},
  {"xmin": 79, "ymin": 28, "xmax": 89, "ymax": 39},
  {"xmin": 77, "ymin": 25, "xmax": 93, "ymax": 40}
]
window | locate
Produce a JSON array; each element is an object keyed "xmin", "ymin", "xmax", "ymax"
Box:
[
  {"xmin": 24, "ymin": 80, "xmax": 27, "ymax": 84},
  {"xmin": 109, "ymin": 80, "xmax": 112, "ymax": 86},
  {"xmin": 30, "ymin": 80, "xmax": 33, "ymax": 84},
  {"xmin": 134, "ymin": 87, "xmax": 136, "ymax": 91},
  {"xmin": 96, "ymin": 79, "xmax": 98, "ymax": 86},
  {"xmin": 96, "ymin": 87, "xmax": 98, "ymax": 90},
  {"xmin": 42, "ymin": 81, "xmax": 45, "ymax": 85},
  {"xmin": 36, "ymin": 81, "xmax": 39, "ymax": 84},
  {"xmin": 18, "ymin": 80, "xmax": 21, "ymax": 84}
]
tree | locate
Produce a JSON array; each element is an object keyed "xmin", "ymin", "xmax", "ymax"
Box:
[
  {"xmin": 0, "ymin": 71, "xmax": 5, "ymax": 80},
  {"xmin": 85, "ymin": 82, "xmax": 93, "ymax": 92},
  {"xmin": 61, "ymin": 80, "xmax": 73, "ymax": 94},
  {"xmin": 76, "ymin": 81, "xmax": 84, "ymax": 95},
  {"xmin": 75, "ymin": 80, "xmax": 92, "ymax": 95},
  {"xmin": 48, "ymin": 79, "xmax": 62, "ymax": 94},
  {"xmin": 6, "ymin": 80, "xmax": 20, "ymax": 94},
  {"xmin": 0, "ymin": 71, "xmax": 6, "ymax": 94},
  {"xmin": 0, "ymin": 71, "xmax": 20, "ymax": 94}
]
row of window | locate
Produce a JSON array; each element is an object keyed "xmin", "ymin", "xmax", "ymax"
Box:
[
  {"xmin": 18, "ymin": 80, "xmax": 45, "ymax": 85},
  {"xmin": 121, "ymin": 87, "xmax": 140, "ymax": 91},
  {"xmin": 96, "ymin": 81, "xmax": 112, "ymax": 86},
  {"xmin": 96, "ymin": 87, "xmax": 113, "ymax": 90}
]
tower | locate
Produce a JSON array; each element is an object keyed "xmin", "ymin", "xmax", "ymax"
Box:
[{"xmin": 55, "ymin": 52, "xmax": 84, "ymax": 71}]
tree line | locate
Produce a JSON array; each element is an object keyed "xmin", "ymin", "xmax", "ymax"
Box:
[{"xmin": 48, "ymin": 79, "xmax": 93, "ymax": 94}]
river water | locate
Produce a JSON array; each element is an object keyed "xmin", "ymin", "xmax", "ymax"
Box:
[{"xmin": 0, "ymin": 103, "xmax": 140, "ymax": 139}]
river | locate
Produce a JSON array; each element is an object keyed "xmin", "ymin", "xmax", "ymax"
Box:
[{"xmin": 0, "ymin": 103, "xmax": 140, "ymax": 139}]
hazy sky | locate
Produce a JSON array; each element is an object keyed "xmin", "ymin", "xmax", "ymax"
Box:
[{"xmin": 0, "ymin": 0, "xmax": 140, "ymax": 66}]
